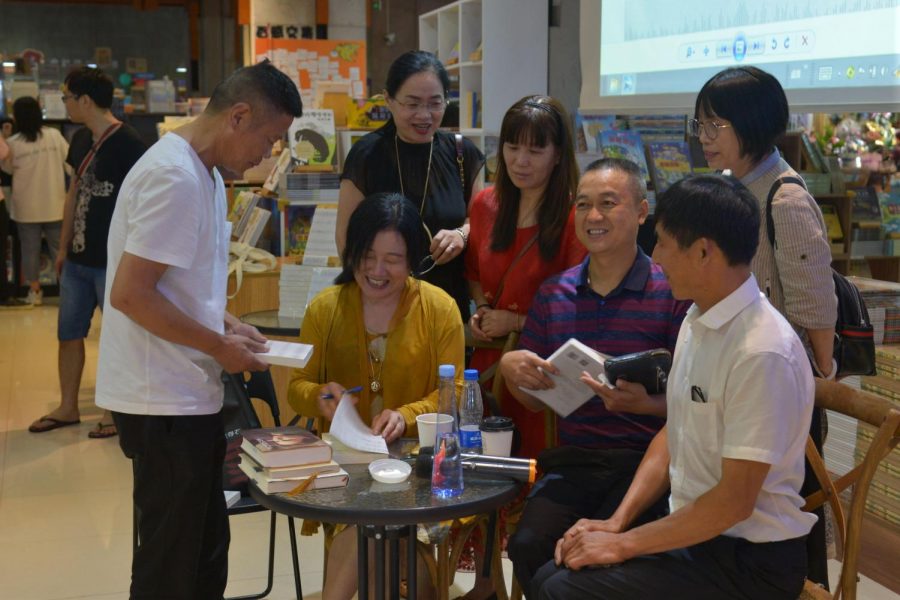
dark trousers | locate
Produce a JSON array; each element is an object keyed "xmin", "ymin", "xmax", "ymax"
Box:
[
  {"xmin": 508, "ymin": 448, "xmax": 668, "ymax": 597},
  {"xmin": 0, "ymin": 200, "xmax": 12, "ymax": 299},
  {"xmin": 113, "ymin": 411, "xmax": 230, "ymax": 600},
  {"xmin": 531, "ymin": 534, "xmax": 807, "ymax": 600}
]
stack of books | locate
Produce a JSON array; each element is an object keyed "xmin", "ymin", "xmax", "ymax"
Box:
[
  {"xmin": 238, "ymin": 426, "xmax": 349, "ymax": 494},
  {"xmin": 278, "ymin": 264, "xmax": 314, "ymax": 318}
]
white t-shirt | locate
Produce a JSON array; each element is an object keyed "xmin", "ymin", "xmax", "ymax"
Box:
[
  {"xmin": 666, "ymin": 274, "xmax": 817, "ymax": 542},
  {"xmin": 96, "ymin": 133, "xmax": 231, "ymax": 416},
  {"xmin": 0, "ymin": 127, "xmax": 68, "ymax": 222}
]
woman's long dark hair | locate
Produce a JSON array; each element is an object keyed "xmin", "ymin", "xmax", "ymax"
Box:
[
  {"xmin": 491, "ymin": 96, "xmax": 578, "ymax": 261},
  {"xmin": 12, "ymin": 97, "xmax": 44, "ymax": 143}
]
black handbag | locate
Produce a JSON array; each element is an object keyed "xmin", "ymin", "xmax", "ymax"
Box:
[{"xmin": 603, "ymin": 348, "xmax": 672, "ymax": 394}]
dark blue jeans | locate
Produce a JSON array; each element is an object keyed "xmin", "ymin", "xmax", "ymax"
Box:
[{"xmin": 114, "ymin": 411, "xmax": 229, "ymax": 600}]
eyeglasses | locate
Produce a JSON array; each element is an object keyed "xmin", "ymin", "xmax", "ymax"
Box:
[
  {"xmin": 391, "ymin": 98, "xmax": 447, "ymax": 114},
  {"xmin": 416, "ymin": 222, "xmax": 438, "ymax": 275},
  {"xmin": 60, "ymin": 93, "xmax": 80, "ymax": 103},
  {"xmin": 688, "ymin": 118, "xmax": 731, "ymax": 140}
]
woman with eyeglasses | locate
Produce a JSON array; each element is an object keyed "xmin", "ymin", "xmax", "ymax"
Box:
[
  {"xmin": 337, "ymin": 50, "xmax": 485, "ymax": 321},
  {"xmin": 693, "ymin": 66, "xmax": 835, "ymax": 588},
  {"xmin": 289, "ymin": 192, "xmax": 464, "ymax": 600},
  {"xmin": 0, "ymin": 97, "xmax": 69, "ymax": 306},
  {"xmin": 466, "ymin": 95, "xmax": 585, "ymax": 458}
]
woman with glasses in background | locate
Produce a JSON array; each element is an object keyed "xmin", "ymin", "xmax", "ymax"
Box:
[
  {"xmin": 336, "ymin": 50, "xmax": 485, "ymax": 321},
  {"xmin": 692, "ymin": 66, "xmax": 835, "ymax": 588}
]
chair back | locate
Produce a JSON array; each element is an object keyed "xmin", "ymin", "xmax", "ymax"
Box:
[
  {"xmin": 802, "ymin": 379, "xmax": 900, "ymax": 600},
  {"xmin": 222, "ymin": 370, "xmax": 280, "ymax": 494}
]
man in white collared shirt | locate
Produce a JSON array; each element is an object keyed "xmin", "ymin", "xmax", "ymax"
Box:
[{"xmin": 531, "ymin": 175, "xmax": 815, "ymax": 600}]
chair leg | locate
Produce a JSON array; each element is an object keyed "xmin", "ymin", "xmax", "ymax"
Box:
[
  {"xmin": 287, "ymin": 516, "xmax": 303, "ymax": 599},
  {"xmin": 226, "ymin": 511, "xmax": 277, "ymax": 600}
]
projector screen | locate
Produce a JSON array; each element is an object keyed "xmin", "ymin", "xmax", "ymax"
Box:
[{"xmin": 580, "ymin": 0, "xmax": 900, "ymax": 114}]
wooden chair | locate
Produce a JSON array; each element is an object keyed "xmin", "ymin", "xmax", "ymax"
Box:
[{"xmin": 799, "ymin": 379, "xmax": 900, "ymax": 600}]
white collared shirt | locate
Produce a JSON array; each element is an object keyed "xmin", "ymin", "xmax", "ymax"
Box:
[{"xmin": 667, "ymin": 274, "xmax": 817, "ymax": 542}]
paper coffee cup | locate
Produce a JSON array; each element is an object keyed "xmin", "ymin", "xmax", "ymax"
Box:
[
  {"xmin": 416, "ymin": 412, "xmax": 453, "ymax": 448},
  {"xmin": 480, "ymin": 416, "xmax": 515, "ymax": 457}
]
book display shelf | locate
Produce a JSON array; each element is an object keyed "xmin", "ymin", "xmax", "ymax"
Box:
[{"xmin": 418, "ymin": 0, "xmax": 548, "ymax": 153}]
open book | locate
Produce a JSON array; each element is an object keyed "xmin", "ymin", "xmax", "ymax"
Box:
[{"xmin": 520, "ymin": 338, "xmax": 612, "ymax": 418}]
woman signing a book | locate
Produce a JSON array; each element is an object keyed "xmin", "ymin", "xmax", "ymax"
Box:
[{"xmin": 288, "ymin": 192, "xmax": 464, "ymax": 600}]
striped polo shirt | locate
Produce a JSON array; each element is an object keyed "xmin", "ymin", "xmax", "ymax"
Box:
[{"xmin": 520, "ymin": 249, "xmax": 691, "ymax": 451}]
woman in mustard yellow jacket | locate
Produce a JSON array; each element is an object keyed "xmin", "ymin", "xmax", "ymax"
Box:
[{"xmin": 288, "ymin": 192, "xmax": 464, "ymax": 600}]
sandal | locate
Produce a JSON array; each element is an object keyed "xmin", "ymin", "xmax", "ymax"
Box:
[
  {"xmin": 28, "ymin": 415, "xmax": 80, "ymax": 433},
  {"xmin": 88, "ymin": 422, "xmax": 118, "ymax": 439}
]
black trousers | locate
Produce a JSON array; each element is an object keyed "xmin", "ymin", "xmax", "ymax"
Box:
[
  {"xmin": 508, "ymin": 448, "xmax": 668, "ymax": 597},
  {"xmin": 531, "ymin": 534, "xmax": 807, "ymax": 600},
  {"xmin": 0, "ymin": 200, "xmax": 13, "ymax": 300},
  {"xmin": 113, "ymin": 411, "xmax": 230, "ymax": 600}
]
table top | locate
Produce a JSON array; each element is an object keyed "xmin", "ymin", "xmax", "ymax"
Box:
[
  {"xmin": 248, "ymin": 452, "xmax": 521, "ymax": 526},
  {"xmin": 241, "ymin": 309, "xmax": 301, "ymax": 336}
]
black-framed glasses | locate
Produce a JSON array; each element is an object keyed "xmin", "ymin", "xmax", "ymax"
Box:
[
  {"xmin": 688, "ymin": 118, "xmax": 731, "ymax": 140},
  {"xmin": 391, "ymin": 98, "xmax": 448, "ymax": 114},
  {"xmin": 415, "ymin": 222, "xmax": 438, "ymax": 276}
]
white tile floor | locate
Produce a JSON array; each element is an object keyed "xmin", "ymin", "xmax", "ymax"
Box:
[{"xmin": 0, "ymin": 304, "xmax": 895, "ymax": 599}]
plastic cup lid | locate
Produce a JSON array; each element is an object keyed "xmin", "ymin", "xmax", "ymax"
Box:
[{"xmin": 480, "ymin": 416, "xmax": 514, "ymax": 431}]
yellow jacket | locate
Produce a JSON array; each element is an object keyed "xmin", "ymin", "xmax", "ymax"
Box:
[{"xmin": 288, "ymin": 277, "xmax": 465, "ymax": 434}]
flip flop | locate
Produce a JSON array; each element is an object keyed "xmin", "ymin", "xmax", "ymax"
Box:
[
  {"xmin": 28, "ymin": 415, "xmax": 81, "ymax": 433},
  {"xmin": 88, "ymin": 422, "xmax": 118, "ymax": 439}
]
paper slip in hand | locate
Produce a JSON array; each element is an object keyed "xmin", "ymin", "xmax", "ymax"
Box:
[
  {"xmin": 329, "ymin": 396, "xmax": 389, "ymax": 454},
  {"xmin": 255, "ymin": 340, "xmax": 314, "ymax": 369}
]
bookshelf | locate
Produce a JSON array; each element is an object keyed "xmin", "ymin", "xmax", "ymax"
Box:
[{"xmin": 418, "ymin": 0, "xmax": 548, "ymax": 152}]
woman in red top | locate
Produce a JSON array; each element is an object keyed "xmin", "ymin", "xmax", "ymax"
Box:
[{"xmin": 465, "ymin": 95, "xmax": 585, "ymax": 459}]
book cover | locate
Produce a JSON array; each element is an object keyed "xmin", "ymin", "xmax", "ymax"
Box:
[
  {"xmin": 237, "ymin": 207, "xmax": 272, "ymax": 247},
  {"xmin": 800, "ymin": 133, "xmax": 829, "ymax": 173},
  {"xmin": 240, "ymin": 426, "xmax": 332, "ymax": 468},
  {"xmin": 578, "ymin": 114, "xmax": 617, "ymax": 153},
  {"xmin": 283, "ymin": 204, "xmax": 317, "ymax": 259},
  {"xmin": 483, "ymin": 135, "xmax": 499, "ymax": 183},
  {"xmin": 851, "ymin": 186, "xmax": 882, "ymax": 224},
  {"xmin": 645, "ymin": 141, "xmax": 692, "ymax": 194},
  {"xmin": 819, "ymin": 204, "xmax": 844, "ymax": 241},
  {"xmin": 228, "ymin": 191, "xmax": 260, "ymax": 241},
  {"xmin": 289, "ymin": 109, "xmax": 337, "ymax": 167},
  {"xmin": 599, "ymin": 130, "xmax": 650, "ymax": 183},
  {"xmin": 520, "ymin": 338, "xmax": 611, "ymax": 418},
  {"xmin": 263, "ymin": 148, "xmax": 293, "ymax": 193},
  {"xmin": 238, "ymin": 456, "xmax": 349, "ymax": 494},
  {"xmin": 239, "ymin": 453, "xmax": 342, "ymax": 479},
  {"xmin": 879, "ymin": 181, "xmax": 900, "ymax": 236}
]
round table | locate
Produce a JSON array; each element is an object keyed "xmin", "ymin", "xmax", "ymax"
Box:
[
  {"xmin": 249, "ymin": 462, "xmax": 520, "ymax": 600},
  {"xmin": 240, "ymin": 309, "xmax": 301, "ymax": 336}
]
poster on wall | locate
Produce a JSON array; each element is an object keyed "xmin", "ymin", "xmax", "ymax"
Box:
[{"xmin": 254, "ymin": 39, "xmax": 366, "ymax": 108}]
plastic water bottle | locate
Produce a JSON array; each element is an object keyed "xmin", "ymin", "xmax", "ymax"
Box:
[
  {"xmin": 432, "ymin": 364, "xmax": 464, "ymax": 498},
  {"xmin": 459, "ymin": 369, "xmax": 483, "ymax": 454}
]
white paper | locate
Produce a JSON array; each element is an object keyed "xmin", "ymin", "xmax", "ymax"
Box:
[
  {"xmin": 302, "ymin": 206, "xmax": 339, "ymax": 263},
  {"xmin": 521, "ymin": 338, "xmax": 612, "ymax": 418},
  {"xmin": 329, "ymin": 397, "xmax": 389, "ymax": 454},
  {"xmin": 255, "ymin": 340, "xmax": 314, "ymax": 368}
]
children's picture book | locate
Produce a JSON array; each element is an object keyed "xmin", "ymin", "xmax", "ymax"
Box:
[
  {"xmin": 879, "ymin": 181, "xmax": 900, "ymax": 236},
  {"xmin": 850, "ymin": 186, "xmax": 882, "ymax": 224},
  {"xmin": 819, "ymin": 204, "xmax": 844, "ymax": 241},
  {"xmin": 240, "ymin": 426, "xmax": 333, "ymax": 468},
  {"xmin": 577, "ymin": 114, "xmax": 617, "ymax": 153},
  {"xmin": 289, "ymin": 109, "xmax": 336, "ymax": 167},
  {"xmin": 238, "ymin": 458, "xmax": 349, "ymax": 494},
  {"xmin": 800, "ymin": 133, "xmax": 830, "ymax": 174},
  {"xmin": 645, "ymin": 141, "xmax": 692, "ymax": 194},
  {"xmin": 228, "ymin": 191, "xmax": 260, "ymax": 241},
  {"xmin": 283, "ymin": 204, "xmax": 318, "ymax": 259},
  {"xmin": 599, "ymin": 130, "xmax": 650, "ymax": 183}
]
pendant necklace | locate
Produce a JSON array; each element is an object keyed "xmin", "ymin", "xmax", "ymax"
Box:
[
  {"xmin": 367, "ymin": 333, "xmax": 387, "ymax": 394},
  {"xmin": 394, "ymin": 134, "xmax": 434, "ymax": 217}
]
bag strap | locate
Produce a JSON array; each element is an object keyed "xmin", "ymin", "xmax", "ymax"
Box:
[
  {"xmin": 491, "ymin": 233, "xmax": 538, "ymax": 308},
  {"xmin": 765, "ymin": 175, "xmax": 806, "ymax": 249},
  {"xmin": 454, "ymin": 133, "xmax": 465, "ymax": 188},
  {"xmin": 76, "ymin": 122, "xmax": 122, "ymax": 179}
]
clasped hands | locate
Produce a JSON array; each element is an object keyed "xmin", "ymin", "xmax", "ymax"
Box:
[
  {"xmin": 469, "ymin": 305, "xmax": 520, "ymax": 341},
  {"xmin": 317, "ymin": 382, "xmax": 406, "ymax": 443},
  {"xmin": 553, "ymin": 517, "xmax": 632, "ymax": 570}
]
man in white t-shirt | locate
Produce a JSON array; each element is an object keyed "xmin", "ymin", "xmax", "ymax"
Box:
[
  {"xmin": 96, "ymin": 60, "xmax": 301, "ymax": 600},
  {"xmin": 531, "ymin": 175, "xmax": 815, "ymax": 600}
]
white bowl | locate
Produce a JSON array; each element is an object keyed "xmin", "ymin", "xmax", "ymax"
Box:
[{"xmin": 368, "ymin": 458, "xmax": 412, "ymax": 484}]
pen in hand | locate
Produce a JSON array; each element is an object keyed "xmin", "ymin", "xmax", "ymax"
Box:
[{"xmin": 321, "ymin": 385, "xmax": 363, "ymax": 400}]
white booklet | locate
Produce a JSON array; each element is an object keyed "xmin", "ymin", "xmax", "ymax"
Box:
[
  {"xmin": 520, "ymin": 338, "xmax": 613, "ymax": 418},
  {"xmin": 255, "ymin": 340, "xmax": 314, "ymax": 369},
  {"xmin": 328, "ymin": 396, "xmax": 389, "ymax": 455}
]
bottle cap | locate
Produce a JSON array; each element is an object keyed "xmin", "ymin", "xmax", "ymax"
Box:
[
  {"xmin": 463, "ymin": 369, "xmax": 479, "ymax": 381},
  {"xmin": 439, "ymin": 364, "xmax": 455, "ymax": 378}
]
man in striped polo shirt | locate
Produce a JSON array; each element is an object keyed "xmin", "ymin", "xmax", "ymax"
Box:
[{"xmin": 502, "ymin": 158, "xmax": 690, "ymax": 594}]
